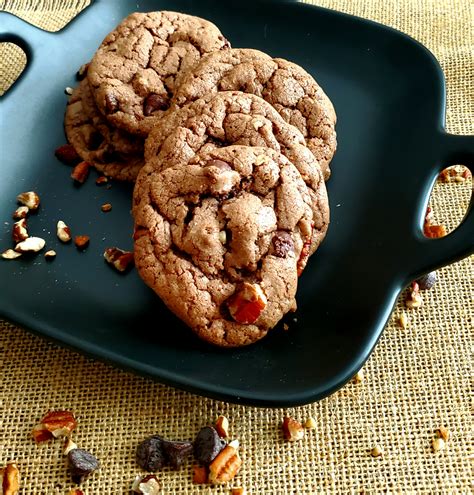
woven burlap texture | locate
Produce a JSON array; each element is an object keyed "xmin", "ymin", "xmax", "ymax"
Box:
[{"xmin": 0, "ymin": 0, "xmax": 472, "ymax": 493}]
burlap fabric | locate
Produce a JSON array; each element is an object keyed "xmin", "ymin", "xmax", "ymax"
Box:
[{"xmin": 0, "ymin": 1, "xmax": 472, "ymax": 493}]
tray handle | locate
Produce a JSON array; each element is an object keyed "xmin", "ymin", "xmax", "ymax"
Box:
[{"xmin": 408, "ymin": 131, "xmax": 474, "ymax": 278}]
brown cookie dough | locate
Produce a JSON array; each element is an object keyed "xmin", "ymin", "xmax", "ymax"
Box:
[
  {"xmin": 65, "ymin": 80, "xmax": 144, "ymax": 181},
  {"xmin": 143, "ymin": 90, "xmax": 329, "ymax": 254},
  {"xmin": 133, "ymin": 146, "xmax": 319, "ymax": 347},
  {"xmin": 173, "ymin": 48, "xmax": 337, "ymax": 179},
  {"xmin": 87, "ymin": 11, "xmax": 230, "ymax": 136}
]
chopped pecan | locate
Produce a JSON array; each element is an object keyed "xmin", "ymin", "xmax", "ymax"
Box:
[
  {"xmin": 192, "ymin": 465, "xmax": 208, "ymax": 484},
  {"xmin": 215, "ymin": 415, "xmax": 230, "ymax": 438},
  {"xmin": 74, "ymin": 235, "xmax": 90, "ymax": 250},
  {"xmin": 44, "ymin": 250, "xmax": 57, "ymax": 260},
  {"xmin": 71, "ymin": 161, "xmax": 90, "ymax": 184},
  {"xmin": 95, "ymin": 176, "xmax": 109, "ymax": 185},
  {"xmin": 101, "ymin": 203, "xmax": 112, "ymax": 212},
  {"xmin": 1, "ymin": 249, "xmax": 22, "ymax": 260},
  {"xmin": 14, "ymin": 237, "xmax": 45, "ymax": 253},
  {"xmin": 208, "ymin": 443, "xmax": 242, "ymax": 484},
  {"xmin": 17, "ymin": 191, "xmax": 40, "ymax": 210},
  {"xmin": 55, "ymin": 143, "xmax": 81, "ymax": 164},
  {"xmin": 0, "ymin": 461, "xmax": 20, "ymax": 495},
  {"xmin": 227, "ymin": 283, "xmax": 267, "ymax": 324},
  {"xmin": 424, "ymin": 224, "xmax": 447, "ymax": 239},
  {"xmin": 57, "ymin": 220, "xmax": 72, "ymax": 243},
  {"xmin": 131, "ymin": 474, "xmax": 161, "ymax": 494},
  {"xmin": 104, "ymin": 247, "xmax": 134, "ymax": 272},
  {"xmin": 64, "ymin": 437, "xmax": 78, "ymax": 455},
  {"xmin": 12, "ymin": 206, "xmax": 29, "ymax": 220},
  {"xmin": 406, "ymin": 281, "xmax": 423, "ymax": 309},
  {"xmin": 32, "ymin": 410, "xmax": 77, "ymax": 441},
  {"xmin": 12, "ymin": 219, "xmax": 28, "ymax": 243},
  {"xmin": 282, "ymin": 417, "xmax": 305, "ymax": 442},
  {"xmin": 297, "ymin": 238, "xmax": 312, "ymax": 276}
]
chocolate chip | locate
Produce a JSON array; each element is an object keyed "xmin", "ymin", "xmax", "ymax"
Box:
[
  {"xmin": 67, "ymin": 448, "xmax": 100, "ymax": 484},
  {"xmin": 88, "ymin": 131, "xmax": 104, "ymax": 150},
  {"xmin": 105, "ymin": 93, "xmax": 119, "ymax": 113},
  {"xmin": 162, "ymin": 440, "xmax": 193, "ymax": 469},
  {"xmin": 416, "ymin": 271, "xmax": 437, "ymax": 290},
  {"xmin": 272, "ymin": 231, "xmax": 294, "ymax": 258},
  {"xmin": 143, "ymin": 93, "xmax": 169, "ymax": 116},
  {"xmin": 194, "ymin": 426, "xmax": 226, "ymax": 465},
  {"xmin": 136, "ymin": 435, "xmax": 166, "ymax": 471}
]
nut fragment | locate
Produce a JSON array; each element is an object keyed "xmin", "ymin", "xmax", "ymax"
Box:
[
  {"xmin": 397, "ymin": 312, "xmax": 408, "ymax": 329},
  {"xmin": 12, "ymin": 206, "xmax": 29, "ymax": 220},
  {"xmin": 304, "ymin": 417, "xmax": 317, "ymax": 430},
  {"xmin": 282, "ymin": 417, "xmax": 305, "ymax": 442},
  {"xmin": 76, "ymin": 63, "xmax": 89, "ymax": 80},
  {"xmin": 436, "ymin": 427, "xmax": 450, "ymax": 442},
  {"xmin": 232, "ymin": 488, "xmax": 247, "ymax": 495},
  {"xmin": 57, "ymin": 220, "xmax": 72, "ymax": 243},
  {"xmin": 227, "ymin": 283, "xmax": 267, "ymax": 324},
  {"xmin": 218, "ymin": 230, "xmax": 227, "ymax": 244},
  {"xmin": 12, "ymin": 218, "xmax": 28, "ymax": 243},
  {"xmin": 424, "ymin": 224, "xmax": 447, "ymax": 239},
  {"xmin": 74, "ymin": 235, "xmax": 90, "ymax": 250},
  {"xmin": 353, "ymin": 370, "xmax": 364, "ymax": 383},
  {"xmin": 71, "ymin": 161, "xmax": 90, "ymax": 184},
  {"xmin": 44, "ymin": 250, "xmax": 57, "ymax": 260},
  {"xmin": 55, "ymin": 143, "xmax": 81, "ymax": 164},
  {"xmin": 104, "ymin": 247, "xmax": 134, "ymax": 272},
  {"xmin": 215, "ymin": 415, "xmax": 230, "ymax": 438},
  {"xmin": 208, "ymin": 444, "xmax": 242, "ymax": 484},
  {"xmin": 1, "ymin": 249, "xmax": 22, "ymax": 260},
  {"xmin": 67, "ymin": 448, "xmax": 100, "ymax": 484},
  {"xmin": 64, "ymin": 86, "xmax": 74, "ymax": 95},
  {"xmin": 192, "ymin": 465, "xmax": 208, "ymax": 484},
  {"xmin": 101, "ymin": 202, "xmax": 112, "ymax": 212},
  {"xmin": 95, "ymin": 175, "xmax": 109, "ymax": 185},
  {"xmin": 64, "ymin": 437, "xmax": 78, "ymax": 455},
  {"xmin": 432, "ymin": 437, "xmax": 445, "ymax": 452},
  {"xmin": 68, "ymin": 490, "xmax": 84, "ymax": 495},
  {"xmin": 17, "ymin": 191, "xmax": 40, "ymax": 210},
  {"xmin": 371, "ymin": 445, "xmax": 383, "ymax": 457},
  {"xmin": 406, "ymin": 281, "xmax": 423, "ymax": 309},
  {"xmin": 14, "ymin": 237, "xmax": 45, "ymax": 253},
  {"xmin": 131, "ymin": 474, "xmax": 161, "ymax": 494},
  {"xmin": 0, "ymin": 461, "xmax": 20, "ymax": 495},
  {"xmin": 438, "ymin": 165, "xmax": 471, "ymax": 183},
  {"xmin": 297, "ymin": 238, "xmax": 312, "ymax": 276},
  {"xmin": 32, "ymin": 410, "xmax": 77, "ymax": 441}
]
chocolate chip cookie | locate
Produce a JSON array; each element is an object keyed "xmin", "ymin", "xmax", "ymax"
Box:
[
  {"xmin": 173, "ymin": 48, "xmax": 337, "ymax": 179},
  {"xmin": 133, "ymin": 146, "xmax": 319, "ymax": 346},
  {"xmin": 65, "ymin": 80, "xmax": 144, "ymax": 181},
  {"xmin": 143, "ymin": 90, "xmax": 329, "ymax": 254},
  {"xmin": 87, "ymin": 11, "xmax": 230, "ymax": 136}
]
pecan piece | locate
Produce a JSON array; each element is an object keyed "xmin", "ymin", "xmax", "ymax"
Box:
[
  {"xmin": 71, "ymin": 161, "xmax": 90, "ymax": 184},
  {"xmin": 282, "ymin": 417, "xmax": 305, "ymax": 442},
  {"xmin": 131, "ymin": 474, "xmax": 161, "ymax": 494},
  {"xmin": 12, "ymin": 219, "xmax": 28, "ymax": 243},
  {"xmin": 104, "ymin": 247, "xmax": 134, "ymax": 272},
  {"xmin": 1, "ymin": 249, "xmax": 22, "ymax": 260},
  {"xmin": 95, "ymin": 176, "xmax": 108, "ymax": 185},
  {"xmin": 74, "ymin": 235, "xmax": 90, "ymax": 250},
  {"xmin": 226, "ymin": 283, "xmax": 267, "ymax": 325},
  {"xmin": 12, "ymin": 206, "xmax": 29, "ymax": 220},
  {"xmin": 55, "ymin": 143, "xmax": 81, "ymax": 164},
  {"xmin": 297, "ymin": 238, "xmax": 312, "ymax": 276},
  {"xmin": 192, "ymin": 465, "xmax": 208, "ymax": 484},
  {"xmin": 14, "ymin": 237, "xmax": 45, "ymax": 253},
  {"xmin": 44, "ymin": 250, "xmax": 57, "ymax": 260},
  {"xmin": 208, "ymin": 443, "xmax": 242, "ymax": 484},
  {"xmin": 215, "ymin": 415, "xmax": 230, "ymax": 438},
  {"xmin": 17, "ymin": 191, "xmax": 40, "ymax": 210},
  {"xmin": 32, "ymin": 410, "xmax": 77, "ymax": 441},
  {"xmin": 101, "ymin": 203, "xmax": 112, "ymax": 212},
  {"xmin": 0, "ymin": 461, "xmax": 20, "ymax": 495},
  {"xmin": 57, "ymin": 220, "xmax": 72, "ymax": 243}
]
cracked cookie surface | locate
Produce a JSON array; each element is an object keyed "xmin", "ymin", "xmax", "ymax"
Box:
[
  {"xmin": 133, "ymin": 146, "xmax": 319, "ymax": 347},
  {"xmin": 143, "ymin": 90, "xmax": 329, "ymax": 255},
  {"xmin": 65, "ymin": 80, "xmax": 144, "ymax": 181},
  {"xmin": 87, "ymin": 11, "xmax": 230, "ymax": 136},
  {"xmin": 173, "ymin": 48, "xmax": 337, "ymax": 179}
]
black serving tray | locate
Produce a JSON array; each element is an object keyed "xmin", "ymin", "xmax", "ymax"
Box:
[{"xmin": 0, "ymin": 0, "xmax": 472, "ymax": 406}]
